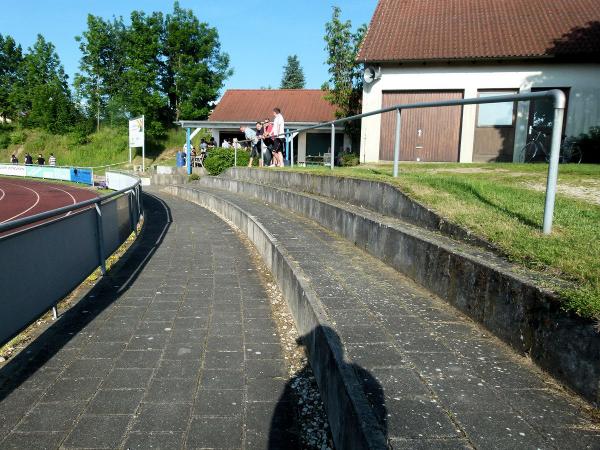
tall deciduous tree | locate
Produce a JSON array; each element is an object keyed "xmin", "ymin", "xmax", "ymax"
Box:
[
  {"xmin": 13, "ymin": 35, "xmax": 75, "ymax": 133},
  {"xmin": 163, "ymin": 2, "xmax": 232, "ymax": 121},
  {"xmin": 280, "ymin": 55, "xmax": 305, "ymax": 89},
  {"xmin": 322, "ymin": 6, "xmax": 366, "ymax": 139},
  {"xmin": 0, "ymin": 34, "xmax": 23, "ymax": 122},
  {"xmin": 75, "ymin": 15, "xmax": 126, "ymax": 131}
]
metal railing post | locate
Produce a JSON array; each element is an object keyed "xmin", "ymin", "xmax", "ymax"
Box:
[
  {"xmin": 330, "ymin": 124, "xmax": 335, "ymax": 169},
  {"xmin": 543, "ymin": 105, "xmax": 565, "ymax": 234},
  {"xmin": 291, "ymin": 133, "xmax": 294, "ymax": 167},
  {"xmin": 393, "ymin": 108, "xmax": 402, "ymax": 177},
  {"xmin": 94, "ymin": 203, "xmax": 107, "ymax": 275},
  {"xmin": 234, "ymin": 144, "xmax": 237, "ymax": 167},
  {"xmin": 186, "ymin": 127, "xmax": 191, "ymax": 176}
]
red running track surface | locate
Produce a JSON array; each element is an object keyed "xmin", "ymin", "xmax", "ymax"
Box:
[{"xmin": 0, "ymin": 177, "xmax": 99, "ymax": 233}]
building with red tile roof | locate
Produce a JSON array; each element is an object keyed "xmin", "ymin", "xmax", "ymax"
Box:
[
  {"xmin": 178, "ymin": 89, "xmax": 349, "ymax": 164},
  {"xmin": 358, "ymin": 0, "xmax": 600, "ymax": 163}
]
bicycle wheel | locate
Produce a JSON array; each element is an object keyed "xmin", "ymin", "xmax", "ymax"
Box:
[
  {"xmin": 522, "ymin": 141, "xmax": 540, "ymax": 162},
  {"xmin": 566, "ymin": 144, "xmax": 583, "ymax": 164}
]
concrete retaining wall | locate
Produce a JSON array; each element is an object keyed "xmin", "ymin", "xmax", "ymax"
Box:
[
  {"xmin": 225, "ymin": 168, "xmax": 493, "ymax": 250},
  {"xmin": 198, "ymin": 176, "xmax": 600, "ymax": 405},
  {"xmin": 163, "ymin": 185, "xmax": 389, "ymax": 450}
]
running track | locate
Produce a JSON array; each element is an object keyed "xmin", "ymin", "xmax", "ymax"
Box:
[{"xmin": 0, "ymin": 177, "xmax": 98, "ymax": 234}]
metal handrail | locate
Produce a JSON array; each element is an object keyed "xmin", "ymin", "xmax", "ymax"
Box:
[{"xmin": 0, "ymin": 175, "xmax": 141, "ymax": 234}]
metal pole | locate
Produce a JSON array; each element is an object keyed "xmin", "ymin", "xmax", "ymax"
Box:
[
  {"xmin": 393, "ymin": 108, "xmax": 402, "ymax": 177},
  {"xmin": 234, "ymin": 143, "xmax": 237, "ymax": 167},
  {"xmin": 186, "ymin": 127, "xmax": 191, "ymax": 175},
  {"xmin": 141, "ymin": 115, "xmax": 145, "ymax": 173},
  {"xmin": 129, "ymin": 146, "xmax": 132, "ymax": 165},
  {"xmin": 330, "ymin": 124, "xmax": 335, "ymax": 170},
  {"xmin": 542, "ymin": 106, "xmax": 565, "ymax": 234},
  {"xmin": 291, "ymin": 133, "xmax": 294, "ymax": 168},
  {"xmin": 285, "ymin": 128, "xmax": 289, "ymax": 164},
  {"xmin": 52, "ymin": 306, "xmax": 58, "ymax": 320},
  {"xmin": 94, "ymin": 203, "xmax": 107, "ymax": 275}
]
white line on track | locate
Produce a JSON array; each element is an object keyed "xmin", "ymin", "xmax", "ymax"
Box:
[
  {"xmin": 0, "ymin": 182, "xmax": 41, "ymax": 223},
  {"xmin": 0, "ymin": 188, "xmax": 5, "ymax": 201},
  {"xmin": 49, "ymin": 186, "xmax": 78, "ymax": 217}
]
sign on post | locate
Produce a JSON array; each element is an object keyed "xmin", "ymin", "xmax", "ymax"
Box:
[{"xmin": 128, "ymin": 116, "xmax": 145, "ymax": 172}]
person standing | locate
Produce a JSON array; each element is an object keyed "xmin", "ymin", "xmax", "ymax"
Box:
[
  {"xmin": 24, "ymin": 153, "xmax": 33, "ymax": 165},
  {"xmin": 37, "ymin": 154, "xmax": 45, "ymax": 165},
  {"xmin": 222, "ymin": 139, "xmax": 231, "ymax": 148},
  {"xmin": 240, "ymin": 126, "xmax": 259, "ymax": 167},
  {"xmin": 49, "ymin": 153, "xmax": 56, "ymax": 166},
  {"xmin": 10, "ymin": 154, "xmax": 18, "ymax": 164},
  {"xmin": 255, "ymin": 122, "xmax": 266, "ymax": 167},
  {"xmin": 272, "ymin": 107, "xmax": 285, "ymax": 167}
]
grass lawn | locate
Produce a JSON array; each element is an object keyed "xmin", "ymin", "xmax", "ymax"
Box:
[{"xmin": 277, "ymin": 163, "xmax": 600, "ymax": 319}]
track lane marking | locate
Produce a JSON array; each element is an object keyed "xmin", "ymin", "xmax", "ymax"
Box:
[
  {"xmin": 49, "ymin": 186, "xmax": 78, "ymax": 217},
  {"xmin": 0, "ymin": 182, "xmax": 41, "ymax": 224},
  {"xmin": 0, "ymin": 188, "xmax": 5, "ymax": 201}
]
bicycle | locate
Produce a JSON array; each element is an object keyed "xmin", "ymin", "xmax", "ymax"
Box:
[{"xmin": 521, "ymin": 128, "xmax": 583, "ymax": 163}]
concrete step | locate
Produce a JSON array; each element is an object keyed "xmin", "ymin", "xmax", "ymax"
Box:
[
  {"xmin": 164, "ymin": 184, "xmax": 600, "ymax": 450},
  {"xmin": 194, "ymin": 175, "xmax": 600, "ymax": 407}
]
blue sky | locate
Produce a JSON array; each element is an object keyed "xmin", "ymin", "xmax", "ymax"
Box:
[{"xmin": 0, "ymin": 1, "xmax": 378, "ymax": 94}]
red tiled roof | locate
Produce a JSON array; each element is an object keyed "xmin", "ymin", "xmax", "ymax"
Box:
[
  {"xmin": 208, "ymin": 90, "xmax": 337, "ymax": 122},
  {"xmin": 358, "ymin": 0, "xmax": 600, "ymax": 62}
]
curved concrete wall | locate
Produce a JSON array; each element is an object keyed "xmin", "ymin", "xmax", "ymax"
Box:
[{"xmin": 198, "ymin": 175, "xmax": 600, "ymax": 405}]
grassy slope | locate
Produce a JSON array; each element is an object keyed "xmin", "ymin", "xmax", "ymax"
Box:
[
  {"xmin": 279, "ymin": 163, "xmax": 600, "ymax": 319},
  {"xmin": 0, "ymin": 127, "xmax": 188, "ymax": 169}
]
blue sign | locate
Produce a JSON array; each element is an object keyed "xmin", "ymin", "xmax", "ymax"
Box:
[{"xmin": 70, "ymin": 168, "xmax": 93, "ymax": 185}]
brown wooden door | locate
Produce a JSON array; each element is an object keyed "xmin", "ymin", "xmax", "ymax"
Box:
[
  {"xmin": 379, "ymin": 91, "xmax": 463, "ymax": 162},
  {"xmin": 473, "ymin": 90, "xmax": 517, "ymax": 162}
]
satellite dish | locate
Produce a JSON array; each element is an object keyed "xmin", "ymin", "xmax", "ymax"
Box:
[{"xmin": 363, "ymin": 66, "xmax": 381, "ymax": 84}]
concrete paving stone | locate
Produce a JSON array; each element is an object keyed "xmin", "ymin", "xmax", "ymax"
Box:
[
  {"xmin": 135, "ymin": 321, "xmax": 174, "ymax": 335},
  {"xmin": 155, "ymin": 359, "xmax": 202, "ymax": 379},
  {"xmin": 209, "ymin": 322, "xmax": 243, "ymax": 336},
  {"xmin": 168, "ymin": 328, "xmax": 208, "ymax": 344},
  {"xmin": 395, "ymin": 331, "xmax": 453, "ymax": 354},
  {"xmin": 337, "ymin": 324, "xmax": 391, "ymax": 344},
  {"xmin": 115, "ymin": 350, "xmax": 162, "ymax": 369},
  {"xmin": 428, "ymin": 377, "xmax": 512, "ymax": 414},
  {"xmin": 173, "ymin": 317, "xmax": 209, "ymax": 330},
  {"xmin": 246, "ymin": 377, "xmax": 286, "ymax": 403},
  {"xmin": 246, "ymin": 359, "xmax": 288, "ymax": 380},
  {"xmin": 541, "ymin": 428, "xmax": 600, "ymax": 449},
  {"xmin": 90, "ymin": 327, "xmax": 132, "ymax": 343},
  {"xmin": 194, "ymin": 389, "xmax": 244, "ymax": 417},
  {"xmin": 60, "ymin": 358, "xmax": 114, "ymax": 379},
  {"xmin": 87, "ymin": 389, "xmax": 144, "ymax": 415},
  {"xmin": 42, "ymin": 377, "xmax": 102, "ymax": 403},
  {"xmin": 471, "ymin": 359, "xmax": 550, "ymax": 391},
  {"xmin": 12, "ymin": 368, "xmax": 61, "ymax": 391},
  {"xmin": 145, "ymin": 378, "xmax": 197, "ymax": 403},
  {"xmin": 63, "ymin": 414, "xmax": 131, "ymax": 448},
  {"xmin": 127, "ymin": 334, "xmax": 169, "ymax": 350},
  {"xmin": 102, "ymin": 368, "xmax": 154, "ymax": 390},
  {"xmin": 244, "ymin": 327, "xmax": 280, "ymax": 344},
  {"xmin": 162, "ymin": 343, "xmax": 204, "ymax": 361},
  {"xmin": 328, "ymin": 309, "xmax": 376, "ymax": 327},
  {"xmin": 241, "ymin": 297, "xmax": 270, "ymax": 308},
  {"xmin": 211, "ymin": 302, "xmax": 244, "ymax": 313},
  {"xmin": 319, "ymin": 295, "xmax": 363, "ymax": 310},
  {"xmin": 389, "ymin": 438, "xmax": 472, "ymax": 449},
  {"xmin": 123, "ymin": 431, "xmax": 184, "ymax": 449},
  {"xmin": 411, "ymin": 352, "xmax": 478, "ymax": 381},
  {"xmin": 245, "ymin": 400, "xmax": 293, "ymax": 435},
  {"xmin": 206, "ymin": 335, "xmax": 243, "ymax": 352},
  {"xmin": 110, "ymin": 306, "xmax": 147, "ymax": 318},
  {"xmin": 204, "ymin": 351, "xmax": 244, "ymax": 370},
  {"xmin": 211, "ymin": 311, "xmax": 242, "ymax": 324},
  {"xmin": 244, "ymin": 318, "xmax": 277, "ymax": 332},
  {"xmin": 386, "ymin": 398, "xmax": 461, "ymax": 440},
  {"xmin": 80, "ymin": 342, "xmax": 126, "ymax": 359},
  {"xmin": 453, "ymin": 411, "xmax": 548, "ymax": 449},
  {"xmin": 243, "ymin": 306, "xmax": 272, "ymax": 318},
  {"xmin": 370, "ymin": 367, "xmax": 432, "ymax": 400},
  {"xmin": 345, "ymin": 343, "xmax": 408, "ymax": 369},
  {"xmin": 200, "ymin": 370, "xmax": 245, "ymax": 390},
  {"xmin": 147, "ymin": 301, "xmax": 180, "ymax": 312},
  {"xmin": 143, "ymin": 309, "xmax": 179, "ymax": 322},
  {"xmin": 132, "ymin": 403, "xmax": 192, "ymax": 432},
  {"xmin": 245, "ymin": 429, "xmax": 299, "ymax": 450},
  {"xmin": 154, "ymin": 293, "xmax": 184, "ymax": 302},
  {"xmin": 0, "ymin": 432, "xmax": 64, "ymax": 450},
  {"xmin": 16, "ymin": 401, "xmax": 83, "ymax": 432},
  {"xmin": 186, "ymin": 416, "xmax": 243, "ymax": 449},
  {"xmin": 244, "ymin": 343, "xmax": 283, "ymax": 360}
]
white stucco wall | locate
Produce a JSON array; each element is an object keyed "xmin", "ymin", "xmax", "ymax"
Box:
[{"xmin": 360, "ymin": 63, "xmax": 600, "ymax": 163}]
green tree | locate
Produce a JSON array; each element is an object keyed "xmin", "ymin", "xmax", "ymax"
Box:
[
  {"xmin": 280, "ymin": 55, "xmax": 305, "ymax": 89},
  {"xmin": 163, "ymin": 1, "xmax": 232, "ymax": 121},
  {"xmin": 322, "ymin": 6, "xmax": 366, "ymax": 139},
  {"xmin": 74, "ymin": 15, "xmax": 127, "ymax": 131},
  {"xmin": 0, "ymin": 34, "xmax": 23, "ymax": 121},
  {"xmin": 13, "ymin": 35, "xmax": 75, "ymax": 133}
]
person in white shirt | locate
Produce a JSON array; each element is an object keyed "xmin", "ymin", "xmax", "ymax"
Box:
[
  {"xmin": 222, "ymin": 139, "xmax": 231, "ymax": 148},
  {"xmin": 271, "ymin": 107, "xmax": 285, "ymax": 167},
  {"xmin": 48, "ymin": 153, "xmax": 56, "ymax": 166}
]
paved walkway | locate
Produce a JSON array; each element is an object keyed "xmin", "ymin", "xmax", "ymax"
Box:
[
  {"xmin": 182, "ymin": 184, "xmax": 600, "ymax": 450},
  {"xmin": 0, "ymin": 192, "xmax": 295, "ymax": 449}
]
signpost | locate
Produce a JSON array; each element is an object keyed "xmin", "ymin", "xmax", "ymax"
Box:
[{"xmin": 128, "ymin": 116, "xmax": 145, "ymax": 172}]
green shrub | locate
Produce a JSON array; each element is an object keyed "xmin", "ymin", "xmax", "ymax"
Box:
[
  {"xmin": 341, "ymin": 153, "xmax": 360, "ymax": 167},
  {"xmin": 203, "ymin": 147, "xmax": 250, "ymax": 175},
  {"xmin": 189, "ymin": 173, "xmax": 200, "ymax": 181},
  {"xmin": 0, "ymin": 133, "xmax": 10, "ymax": 149},
  {"xmin": 10, "ymin": 130, "xmax": 26, "ymax": 145}
]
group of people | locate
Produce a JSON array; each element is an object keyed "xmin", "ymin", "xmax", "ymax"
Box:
[
  {"xmin": 240, "ymin": 107, "xmax": 286, "ymax": 167},
  {"xmin": 10, "ymin": 152, "xmax": 56, "ymax": 166}
]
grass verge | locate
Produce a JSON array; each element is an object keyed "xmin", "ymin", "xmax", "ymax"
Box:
[{"xmin": 278, "ymin": 163, "xmax": 600, "ymax": 319}]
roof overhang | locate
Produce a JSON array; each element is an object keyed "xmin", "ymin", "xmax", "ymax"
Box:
[{"xmin": 176, "ymin": 120, "xmax": 344, "ymax": 131}]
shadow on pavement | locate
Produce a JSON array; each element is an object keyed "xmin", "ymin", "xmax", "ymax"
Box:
[{"xmin": 0, "ymin": 192, "xmax": 171, "ymax": 401}]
